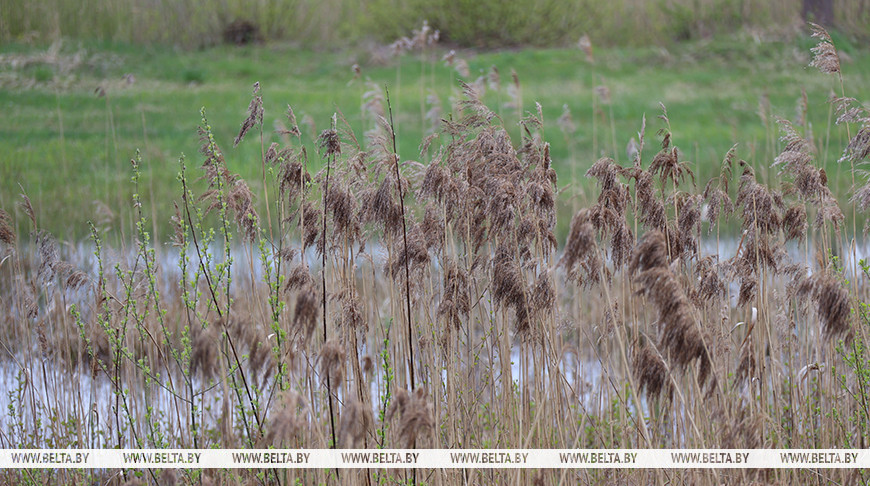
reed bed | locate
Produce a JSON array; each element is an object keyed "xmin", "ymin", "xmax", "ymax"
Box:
[{"xmin": 1, "ymin": 24, "xmax": 869, "ymax": 485}]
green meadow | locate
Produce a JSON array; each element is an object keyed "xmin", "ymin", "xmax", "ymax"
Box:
[{"xmin": 2, "ymin": 31, "xmax": 868, "ymax": 242}]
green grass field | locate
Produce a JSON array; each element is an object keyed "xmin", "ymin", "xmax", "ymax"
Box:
[{"xmin": 1, "ymin": 32, "xmax": 869, "ymax": 242}]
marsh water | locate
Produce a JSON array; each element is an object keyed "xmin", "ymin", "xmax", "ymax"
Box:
[{"xmin": 0, "ymin": 235, "xmax": 862, "ymax": 446}]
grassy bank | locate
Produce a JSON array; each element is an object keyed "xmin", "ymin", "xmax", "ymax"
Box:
[{"xmin": 2, "ymin": 32, "xmax": 869, "ymax": 243}]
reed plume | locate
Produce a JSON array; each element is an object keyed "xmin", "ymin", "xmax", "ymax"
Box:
[
  {"xmin": 561, "ymin": 209, "xmax": 604, "ymax": 286},
  {"xmin": 264, "ymin": 391, "xmax": 304, "ymax": 447},
  {"xmin": 493, "ymin": 242, "xmax": 530, "ymax": 333},
  {"xmin": 632, "ymin": 334, "xmax": 672, "ymax": 400},
  {"xmin": 808, "ymin": 23, "xmax": 841, "ymax": 75},
  {"xmin": 292, "ymin": 282, "xmax": 320, "ymax": 343},
  {"xmin": 190, "ymin": 322, "xmax": 220, "ymax": 381},
  {"xmin": 438, "ymin": 259, "xmax": 470, "ymax": 331},
  {"xmin": 702, "ymin": 145, "xmax": 736, "ymax": 234},
  {"xmin": 339, "ymin": 399, "xmax": 374, "ymax": 448},
  {"xmin": 773, "ymin": 118, "xmax": 824, "ymax": 203},
  {"xmin": 319, "ymin": 338, "xmax": 345, "ymax": 384},
  {"xmin": 634, "ymin": 169, "xmax": 667, "ymax": 232},
  {"xmin": 19, "ymin": 191, "xmax": 36, "ymax": 230},
  {"xmin": 736, "ymin": 160, "xmax": 782, "ymax": 236},
  {"xmin": 386, "ymin": 388, "xmax": 434, "ymax": 447},
  {"xmin": 811, "ymin": 272, "xmax": 851, "ymax": 340},
  {"xmin": 586, "ymin": 158, "xmax": 633, "ymax": 267},
  {"xmin": 630, "ymin": 230, "xmax": 714, "ymax": 387},
  {"xmin": 0, "ymin": 209, "xmax": 14, "ymax": 247},
  {"xmin": 234, "ymin": 82, "xmax": 263, "ymax": 147}
]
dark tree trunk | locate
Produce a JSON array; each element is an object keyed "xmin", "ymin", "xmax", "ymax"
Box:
[{"xmin": 803, "ymin": 0, "xmax": 834, "ymax": 26}]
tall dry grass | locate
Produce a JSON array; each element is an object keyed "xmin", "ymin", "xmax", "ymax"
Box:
[{"xmin": 1, "ymin": 24, "xmax": 870, "ymax": 486}]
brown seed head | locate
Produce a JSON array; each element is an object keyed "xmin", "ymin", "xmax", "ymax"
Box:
[
  {"xmin": 387, "ymin": 225, "xmax": 429, "ymax": 300},
  {"xmin": 19, "ymin": 193, "xmax": 36, "ymax": 230},
  {"xmin": 635, "ymin": 170, "xmax": 667, "ymax": 231},
  {"xmin": 629, "ymin": 230, "xmax": 668, "ymax": 274},
  {"xmin": 702, "ymin": 182, "xmax": 734, "ymax": 235},
  {"xmin": 782, "ymin": 204, "xmax": 808, "ymax": 242},
  {"xmin": 736, "ymin": 161, "xmax": 782, "ymax": 235},
  {"xmin": 696, "ymin": 255, "xmax": 725, "ymax": 303},
  {"xmin": 285, "ymin": 263, "xmax": 314, "ymax": 292},
  {"xmin": 0, "ymin": 209, "xmax": 14, "ymax": 247},
  {"xmin": 234, "ymin": 83, "xmax": 264, "ymax": 147},
  {"xmin": 326, "ymin": 181, "xmax": 359, "ymax": 243},
  {"xmin": 191, "ymin": 323, "xmax": 220, "ymax": 382},
  {"xmin": 813, "ymin": 273, "xmax": 851, "ymax": 340},
  {"xmin": 340, "ymin": 289, "xmax": 366, "ymax": 331},
  {"xmin": 319, "ymin": 338, "xmax": 345, "ymax": 384},
  {"xmin": 36, "ymin": 230, "xmax": 59, "ymax": 284},
  {"xmin": 66, "ymin": 270, "xmax": 89, "ymax": 291},
  {"xmin": 841, "ymin": 127, "xmax": 870, "ymax": 165},
  {"xmin": 284, "ymin": 105, "xmax": 301, "ymax": 138},
  {"xmin": 809, "ymin": 23, "xmax": 841, "ymax": 75},
  {"xmin": 438, "ymin": 259, "xmax": 470, "ymax": 331},
  {"xmin": 851, "ymin": 182, "xmax": 870, "ymax": 218},
  {"xmin": 264, "ymin": 142, "xmax": 279, "ymax": 165},
  {"xmin": 676, "ymin": 193, "xmax": 702, "ymax": 258},
  {"xmin": 813, "ymin": 188, "xmax": 844, "ymax": 232},
  {"xmin": 736, "ymin": 336, "xmax": 757, "ymax": 384},
  {"xmin": 561, "ymin": 210, "xmax": 603, "ymax": 286},
  {"xmin": 650, "ymin": 146, "xmax": 694, "ymax": 187},
  {"xmin": 493, "ymin": 242, "xmax": 530, "ymax": 333},
  {"xmin": 293, "ymin": 283, "xmax": 320, "ymax": 343},
  {"xmin": 318, "ymin": 122, "xmax": 341, "ymax": 158},
  {"xmin": 631, "ymin": 230, "xmax": 714, "ymax": 387},
  {"xmin": 363, "ymin": 176, "xmax": 403, "ymax": 236},
  {"xmin": 632, "ymin": 335, "xmax": 672, "ymax": 401},
  {"xmin": 339, "ymin": 399, "xmax": 374, "ymax": 448},
  {"xmin": 419, "ymin": 202, "xmax": 445, "ymax": 252},
  {"xmin": 362, "ymin": 355, "xmax": 374, "ymax": 374},
  {"xmin": 737, "ymin": 276, "xmax": 757, "ymax": 308},
  {"xmin": 228, "ymin": 179, "xmax": 259, "ymax": 242},
  {"xmin": 831, "ymin": 96, "xmax": 868, "ymax": 126},
  {"xmin": 300, "ymin": 202, "xmax": 321, "ymax": 250},
  {"xmin": 530, "ymin": 271, "xmax": 555, "ymax": 317},
  {"xmin": 386, "ymin": 388, "xmax": 434, "ymax": 447},
  {"xmin": 265, "ymin": 391, "xmax": 304, "ymax": 447}
]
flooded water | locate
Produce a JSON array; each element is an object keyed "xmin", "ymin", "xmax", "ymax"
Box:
[{"xmin": 0, "ymin": 234, "xmax": 863, "ymax": 446}]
